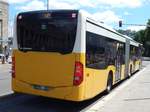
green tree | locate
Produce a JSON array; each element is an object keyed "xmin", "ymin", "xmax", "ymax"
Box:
[
  {"xmin": 134, "ymin": 30, "xmax": 145, "ymax": 44},
  {"xmin": 117, "ymin": 29, "xmax": 136, "ymax": 38},
  {"xmin": 134, "ymin": 19, "xmax": 150, "ymax": 57},
  {"xmin": 144, "ymin": 19, "xmax": 150, "ymax": 56}
]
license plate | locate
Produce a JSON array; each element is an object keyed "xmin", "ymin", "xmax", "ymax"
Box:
[{"xmin": 32, "ymin": 85, "xmax": 49, "ymax": 91}]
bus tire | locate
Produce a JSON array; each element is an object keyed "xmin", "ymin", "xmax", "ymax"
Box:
[{"xmin": 106, "ymin": 72, "xmax": 113, "ymax": 94}]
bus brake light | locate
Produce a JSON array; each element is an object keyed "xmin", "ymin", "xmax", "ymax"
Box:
[
  {"xmin": 72, "ymin": 13, "xmax": 76, "ymax": 18},
  {"xmin": 73, "ymin": 62, "xmax": 83, "ymax": 86},
  {"xmin": 12, "ymin": 56, "xmax": 16, "ymax": 78}
]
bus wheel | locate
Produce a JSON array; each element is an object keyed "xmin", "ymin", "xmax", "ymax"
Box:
[{"xmin": 106, "ymin": 73, "xmax": 113, "ymax": 94}]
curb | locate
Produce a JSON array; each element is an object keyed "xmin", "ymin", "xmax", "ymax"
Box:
[{"xmin": 0, "ymin": 91, "xmax": 14, "ymax": 97}]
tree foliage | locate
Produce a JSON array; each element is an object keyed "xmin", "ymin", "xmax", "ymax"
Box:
[
  {"xmin": 134, "ymin": 19, "xmax": 150, "ymax": 57},
  {"xmin": 117, "ymin": 29, "xmax": 136, "ymax": 38}
]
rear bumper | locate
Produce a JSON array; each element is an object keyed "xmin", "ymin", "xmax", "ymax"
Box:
[{"xmin": 12, "ymin": 79, "xmax": 85, "ymax": 101}]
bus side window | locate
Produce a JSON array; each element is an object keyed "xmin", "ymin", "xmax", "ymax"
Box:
[
  {"xmin": 118, "ymin": 43, "xmax": 125, "ymax": 64},
  {"xmin": 86, "ymin": 32, "xmax": 107, "ymax": 69},
  {"xmin": 105, "ymin": 39, "xmax": 117, "ymax": 65}
]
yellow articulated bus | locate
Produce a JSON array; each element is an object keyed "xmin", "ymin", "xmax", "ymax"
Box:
[{"xmin": 12, "ymin": 10, "xmax": 142, "ymax": 101}]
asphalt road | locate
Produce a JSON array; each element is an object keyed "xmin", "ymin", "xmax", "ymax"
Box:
[{"xmin": 0, "ymin": 61, "xmax": 149, "ymax": 112}]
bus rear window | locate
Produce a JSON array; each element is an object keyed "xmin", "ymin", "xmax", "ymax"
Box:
[{"xmin": 17, "ymin": 11, "xmax": 78, "ymax": 54}]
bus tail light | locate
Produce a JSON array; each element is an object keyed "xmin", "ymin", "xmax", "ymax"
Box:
[
  {"xmin": 73, "ymin": 62, "xmax": 83, "ymax": 86},
  {"xmin": 12, "ymin": 56, "xmax": 16, "ymax": 78}
]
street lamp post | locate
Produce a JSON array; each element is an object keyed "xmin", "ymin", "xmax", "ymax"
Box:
[{"xmin": 47, "ymin": 0, "xmax": 49, "ymax": 10}]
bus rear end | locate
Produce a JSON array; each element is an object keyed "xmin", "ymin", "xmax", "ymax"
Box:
[{"xmin": 12, "ymin": 10, "xmax": 85, "ymax": 101}]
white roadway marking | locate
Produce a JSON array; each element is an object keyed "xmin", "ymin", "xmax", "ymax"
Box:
[{"xmin": 84, "ymin": 67, "xmax": 147, "ymax": 112}]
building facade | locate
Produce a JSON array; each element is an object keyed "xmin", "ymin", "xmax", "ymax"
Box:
[{"xmin": 0, "ymin": 0, "xmax": 9, "ymax": 41}]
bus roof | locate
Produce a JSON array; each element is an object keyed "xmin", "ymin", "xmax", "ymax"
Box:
[
  {"xmin": 81, "ymin": 11, "xmax": 140, "ymax": 47},
  {"xmin": 17, "ymin": 10, "xmax": 79, "ymax": 15}
]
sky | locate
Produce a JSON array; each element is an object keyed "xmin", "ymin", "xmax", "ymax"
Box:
[{"xmin": 4, "ymin": 0, "xmax": 150, "ymax": 36}]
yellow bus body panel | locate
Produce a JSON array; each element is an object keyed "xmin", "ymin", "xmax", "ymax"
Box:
[
  {"xmin": 121, "ymin": 65, "xmax": 125, "ymax": 80},
  {"xmin": 12, "ymin": 50, "xmax": 141, "ymax": 101},
  {"xmin": 12, "ymin": 50, "xmax": 87, "ymax": 101},
  {"xmin": 134, "ymin": 60, "xmax": 141, "ymax": 71},
  {"xmin": 13, "ymin": 50, "xmax": 76, "ymax": 87}
]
